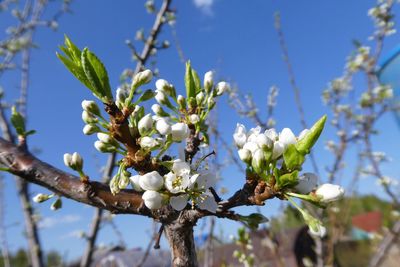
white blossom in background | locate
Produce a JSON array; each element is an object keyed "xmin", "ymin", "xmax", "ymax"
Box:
[
  {"xmin": 216, "ymin": 81, "xmax": 230, "ymax": 96},
  {"xmin": 233, "ymin": 123, "xmax": 247, "ymax": 148}
]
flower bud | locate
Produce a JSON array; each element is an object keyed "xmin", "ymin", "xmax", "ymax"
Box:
[
  {"xmin": 63, "ymin": 153, "xmax": 72, "ymax": 168},
  {"xmin": 81, "ymin": 100, "xmax": 101, "ymax": 116},
  {"xmin": 94, "ymin": 140, "xmax": 115, "ymax": 153},
  {"xmin": 189, "ymin": 114, "xmax": 200, "ymax": 124},
  {"xmin": 233, "ymin": 123, "xmax": 247, "ymax": 148},
  {"xmin": 238, "ymin": 148, "xmax": 252, "ymax": 164},
  {"xmin": 207, "ymin": 96, "xmax": 215, "ymax": 109},
  {"xmin": 279, "ymin": 128, "xmax": 296, "ymax": 148},
  {"xmin": 142, "ymin": 190, "xmax": 163, "ymax": 210},
  {"xmin": 216, "ymin": 81, "xmax": 230, "ymax": 96},
  {"xmin": 171, "ymin": 122, "xmax": 190, "ymax": 142},
  {"xmin": 115, "ymin": 88, "xmax": 128, "ymax": 109},
  {"xmin": 272, "ymin": 141, "xmax": 284, "ymax": 159},
  {"xmin": 315, "ymin": 183, "xmax": 344, "ymax": 203},
  {"xmin": 83, "ymin": 124, "xmax": 100, "ymax": 135},
  {"xmin": 243, "ymin": 141, "xmax": 259, "ymax": 154},
  {"xmin": 96, "ymin": 133, "xmax": 118, "ymax": 147},
  {"xmin": 51, "ymin": 198, "xmax": 62, "ymax": 211},
  {"xmin": 196, "ymin": 92, "xmax": 205, "ymax": 105},
  {"xmin": 129, "ymin": 175, "xmax": 143, "ymax": 192},
  {"xmin": 204, "ymin": 71, "xmax": 214, "ymax": 92},
  {"xmin": 132, "ymin": 69, "xmax": 153, "ymax": 86},
  {"xmin": 138, "ymin": 114, "xmax": 153, "ymax": 135},
  {"xmin": 265, "ymin": 128, "xmax": 278, "ymax": 141},
  {"xmin": 139, "ymin": 171, "xmax": 164, "ymax": 191},
  {"xmin": 32, "ymin": 193, "xmax": 53, "ymax": 203},
  {"xmin": 256, "ymin": 134, "xmax": 273, "ymax": 150},
  {"xmin": 156, "ymin": 79, "xmax": 176, "ymax": 98},
  {"xmin": 155, "ymin": 90, "xmax": 168, "ymax": 105},
  {"xmin": 252, "ymin": 149, "xmax": 265, "ymax": 173},
  {"xmin": 71, "ymin": 152, "xmax": 83, "ymax": 171},
  {"xmin": 177, "ymin": 95, "xmax": 186, "ymax": 109},
  {"xmin": 82, "ymin": 111, "xmax": 97, "ymax": 124},
  {"xmin": 155, "ymin": 118, "xmax": 171, "ymax": 135},
  {"xmin": 140, "ymin": 136, "xmax": 158, "ymax": 149},
  {"xmin": 151, "ymin": 104, "xmax": 168, "ymax": 117}
]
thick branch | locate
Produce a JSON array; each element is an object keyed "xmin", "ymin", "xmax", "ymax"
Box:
[{"xmin": 0, "ymin": 138, "xmax": 151, "ymax": 216}]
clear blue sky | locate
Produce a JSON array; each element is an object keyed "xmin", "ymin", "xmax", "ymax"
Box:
[{"xmin": 1, "ymin": 0, "xmax": 399, "ymax": 262}]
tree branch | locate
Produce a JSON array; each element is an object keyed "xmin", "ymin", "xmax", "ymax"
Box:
[{"xmin": 0, "ymin": 138, "xmax": 151, "ymax": 216}]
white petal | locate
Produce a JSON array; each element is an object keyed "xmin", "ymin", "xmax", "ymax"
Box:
[
  {"xmin": 298, "ymin": 129, "xmax": 310, "ymax": 140},
  {"xmin": 139, "ymin": 171, "xmax": 164, "ymax": 191},
  {"xmin": 170, "ymin": 195, "xmax": 189, "ymax": 211},
  {"xmin": 142, "ymin": 190, "xmax": 163, "ymax": 210},
  {"xmin": 272, "ymin": 141, "xmax": 284, "ymax": 159},
  {"xmin": 172, "ymin": 159, "xmax": 191, "ymax": 176},
  {"xmin": 243, "ymin": 142, "xmax": 259, "ymax": 154},
  {"xmin": 198, "ymin": 193, "xmax": 218, "ymax": 213},
  {"xmin": 295, "ymin": 173, "xmax": 318, "ymax": 194},
  {"xmin": 129, "ymin": 175, "xmax": 143, "ymax": 192},
  {"xmin": 279, "ymin": 128, "xmax": 296, "ymax": 147},
  {"xmin": 265, "ymin": 128, "xmax": 278, "ymax": 141}
]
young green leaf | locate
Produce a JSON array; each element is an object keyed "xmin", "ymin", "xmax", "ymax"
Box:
[
  {"xmin": 57, "ymin": 53, "xmax": 92, "ymax": 90},
  {"xmin": 85, "ymin": 49, "xmax": 113, "ymax": 101},
  {"xmin": 64, "ymin": 35, "xmax": 82, "ymax": 64},
  {"xmin": 136, "ymin": 89, "xmax": 156, "ymax": 103},
  {"xmin": 296, "ymin": 115, "xmax": 327, "ymax": 155},
  {"xmin": 276, "ymin": 170, "xmax": 299, "ymax": 190},
  {"xmin": 283, "ymin": 144, "xmax": 305, "ymax": 171},
  {"xmin": 10, "ymin": 106, "xmax": 25, "ymax": 136},
  {"xmin": 191, "ymin": 68, "xmax": 201, "ymax": 95},
  {"xmin": 185, "ymin": 61, "xmax": 195, "ymax": 98},
  {"xmin": 81, "ymin": 48, "xmax": 109, "ymax": 102}
]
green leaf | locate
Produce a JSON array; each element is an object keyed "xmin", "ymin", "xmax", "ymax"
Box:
[
  {"xmin": 296, "ymin": 115, "xmax": 327, "ymax": 155},
  {"xmin": 276, "ymin": 170, "xmax": 299, "ymax": 190},
  {"xmin": 191, "ymin": 68, "xmax": 201, "ymax": 95},
  {"xmin": 64, "ymin": 35, "xmax": 82, "ymax": 63},
  {"xmin": 283, "ymin": 144, "xmax": 305, "ymax": 171},
  {"xmin": 85, "ymin": 49, "xmax": 113, "ymax": 101},
  {"xmin": 136, "ymin": 89, "xmax": 156, "ymax": 103},
  {"xmin": 57, "ymin": 53, "xmax": 92, "ymax": 90},
  {"xmin": 81, "ymin": 48, "xmax": 107, "ymax": 102},
  {"xmin": 10, "ymin": 106, "xmax": 25, "ymax": 136},
  {"xmin": 185, "ymin": 61, "xmax": 195, "ymax": 98}
]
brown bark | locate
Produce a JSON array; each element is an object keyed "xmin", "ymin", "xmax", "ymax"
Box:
[
  {"xmin": 164, "ymin": 222, "xmax": 198, "ymax": 267},
  {"xmin": 0, "ymin": 138, "xmax": 150, "ymax": 216}
]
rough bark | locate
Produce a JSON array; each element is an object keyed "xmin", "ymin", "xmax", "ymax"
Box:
[
  {"xmin": 0, "ymin": 138, "xmax": 150, "ymax": 216},
  {"xmin": 164, "ymin": 222, "xmax": 198, "ymax": 267}
]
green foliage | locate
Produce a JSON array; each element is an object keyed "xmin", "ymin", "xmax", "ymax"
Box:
[
  {"xmin": 185, "ymin": 61, "xmax": 199, "ymax": 99},
  {"xmin": 57, "ymin": 36, "xmax": 113, "ymax": 103},
  {"xmin": 296, "ymin": 115, "xmax": 327, "ymax": 155}
]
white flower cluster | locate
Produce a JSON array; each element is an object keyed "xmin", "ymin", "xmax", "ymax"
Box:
[
  {"xmin": 347, "ymin": 46, "xmax": 371, "ymax": 72},
  {"xmin": 368, "ymin": 1, "xmax": 396, "ymax": 37},
  {"xmin": 234, "ymin": 124, "xmax": 309, "ymax": 172},
  {"xmin": 129, "ymin": 159, "xmax": 218, "ymax": 212}
]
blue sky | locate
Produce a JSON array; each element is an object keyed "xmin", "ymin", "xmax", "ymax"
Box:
[{"xmin": 1, "ymin": 0, "xmax": 400, "ymax": 262}]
